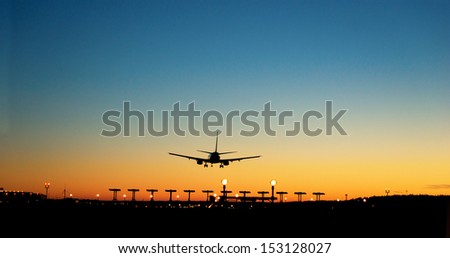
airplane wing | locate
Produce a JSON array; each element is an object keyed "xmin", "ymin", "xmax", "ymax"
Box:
[
  {"xmin": 221, "ymin": 155, "xmax": 261, "ymax": 162},
  {"xmin": 168, "ymin": 152, "xmax": 209, "ymax": 162}
]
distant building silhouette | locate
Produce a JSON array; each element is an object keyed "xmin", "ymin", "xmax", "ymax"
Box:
[{"xmin": 0, "ymin": 191, "xmax": 45, "ymax": 205}]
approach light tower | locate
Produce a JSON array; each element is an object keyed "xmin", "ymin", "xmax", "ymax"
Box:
[
  {"xmin": 146, "ymin": 189, "xmax": 158, "ymax": 201},
  {"xmin": 313, "ymin": 192, "xmax": 325, "ymax": 201},
  {"xmin": 128, "ymin": 189, "xmax": 139, "ymax": 201},
  {"xmin": 165, "ymin": 189, "xmax": 177, "ymax": 202},
  {"xmin": 109, "ymin": 188, "xmax": 121, "ymax": 201},
  {"xmin": 276, "ymin": 191, "xmax": 288, "ymax": 203},
  {"xmin": 184, "ymin": 189, "xmax": 195, "ymax": 202},
  {"xmin": 294, "ymin": 192, "xmax": 306, "ymax": 202},
  {"xmin": 258, "ymin": 191, "xmax": 269, "ymax": 203},
  {"xmin": 239, "ymin": 191, "xmax": 251, "ymax": 202},
  {"xmin": 202, "ymin": 190, "xmax": 213, "ymax": 202}
]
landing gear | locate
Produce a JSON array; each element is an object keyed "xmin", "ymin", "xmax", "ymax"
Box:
[
  {"xmin": 220, "ymin": 164, "xmax": 224, "ymax": 168},
  {"xmin": 204, "ymin": 164, "xmax": 208, "ymax": 168}
]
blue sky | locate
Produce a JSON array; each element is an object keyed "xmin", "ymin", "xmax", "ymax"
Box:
[{"xmin": 5, "ymin": 0, "xmax": 448, "ymax": 138}]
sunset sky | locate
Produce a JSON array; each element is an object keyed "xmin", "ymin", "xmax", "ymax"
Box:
[{"xmin": 1, "ymin": 0, "xmax": 449, "ymax": 201}]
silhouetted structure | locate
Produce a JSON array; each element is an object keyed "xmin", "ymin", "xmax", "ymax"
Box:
[
  {"xmin": 221, "ymin": 179, "xmax": 228, "ymax": 200},
  {"xmin": 127, "ymin": 189, "xmax": 139, "ymax": 201},
  {"xmin": 258, "ymin": 191, "xmax": 269, "ymax": 203},
  {"xmin": 184, "ymin": 190, "xmax": 195, "ymax": 202},
  {"xmin": 0, "ymin": 191, "xmax": 44, "ymax": 205},
  {"xmin": 271, "ymin": 180, "xmax": 277, "ymax": 203},
  {"xmin": 202, "ymin": 190, "xmax": 213, "ymax": 202},
  {"xmin": 44, "ymin": 182, "xmax": 50, "ymax": 199},
  {"xmin": 239, "ymin": 191, "xmax": 251, "ymax": 202},
  {"xmin": 165, "ymin": 189, "xmax": 177, "ymax": 202},
  {"xmin": 146, "ymin": 189, "xmax": 158, "ymax": 201},
  {"xmin": 109, "ymin": 188, "xmax": 121, "ymax": 201},
  {"xmin": 313, "ymin": 192, "xmax": 325, "ymax": 201},
  {"xmin": 221, "ymin": 190, "xmax": 232, "ymax": 202},
  {"xmin": 276, "ymin": 191, "xmax": 288, "ymax": 203},
  {"xmin": 294, "ymin": 192, "xmax": 306, "ymax": 202},
  {"xmin": 1, "ymin": 194, "xmax": 449, "ymax": 238}
]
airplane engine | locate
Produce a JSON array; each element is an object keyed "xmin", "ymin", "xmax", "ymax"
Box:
[
  {"xmin": 197, "ymin": 160, "xmax": 203, "ymax": 165},
  {"xmin": 223, "ymin": 161, "xmax": 229, "ymax": 166}
]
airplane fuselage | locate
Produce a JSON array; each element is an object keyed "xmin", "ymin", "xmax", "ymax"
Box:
[{"xmin": 208, "ymin": 152, "xmax": 220, "ymax": 163}]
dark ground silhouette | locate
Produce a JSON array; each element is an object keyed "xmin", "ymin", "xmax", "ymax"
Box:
[{"xmin": 1, "ymin": 195, "xmax": 449, "ymax": 238}]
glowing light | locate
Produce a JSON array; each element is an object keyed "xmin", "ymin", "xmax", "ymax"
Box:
[
  {"xmin": 271, "ymin": 179, "xmax": 277, "ymax": 186},
  {"xmin": 221, "ymin": 179, "xmax": 228, "ymax": 186}
]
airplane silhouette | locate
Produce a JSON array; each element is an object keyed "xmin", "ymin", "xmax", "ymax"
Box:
[{"xmin": 169, "ymin": 132, "xmax": 261, "ymax": 168}]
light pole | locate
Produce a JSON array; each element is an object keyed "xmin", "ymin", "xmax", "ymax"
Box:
[
  {"xmin": 96, "ymin": 194, "xmax": 100, "ymax": 201},
  {"xmin": 270, "ymin": 179, "xmax": 277, "ymax": 203},
  {"xmin": 385, "ymin": 188, "xmax": 390, "ymax": 196},
  {"xmin": 44, "ymin": 182, "xmax": 50, "ymax": 199},
  {"xmin": 222, "ymin": 179, "xmax": 228, "ymax": 202}
]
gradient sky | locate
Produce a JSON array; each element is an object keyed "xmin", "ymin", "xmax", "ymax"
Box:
[{"xmin": 1, "ymin": 0, "xmax": 449, "ymax": 201}]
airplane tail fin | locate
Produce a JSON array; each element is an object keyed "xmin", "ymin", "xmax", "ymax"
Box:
[
  {"xmin": 214, "ymin": 131, "xmax": 219, "ymax": 152},
  {"xmin": 215, "ymin": 131, "xmax": 235, "ymax": 154}
]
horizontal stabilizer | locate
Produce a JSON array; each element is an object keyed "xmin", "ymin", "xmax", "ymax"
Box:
[
  {"xmin": 218, "ymin": 151, "xmax": 237, "ymax": 155},
  {"xmin": 197, "ymin": 150, "xmax": 212, "ymax": 154}
]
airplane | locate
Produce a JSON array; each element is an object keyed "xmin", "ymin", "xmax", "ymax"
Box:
[{"xmin": 169, "ymin": 132, "xmax": 261, "ymax": 168}]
